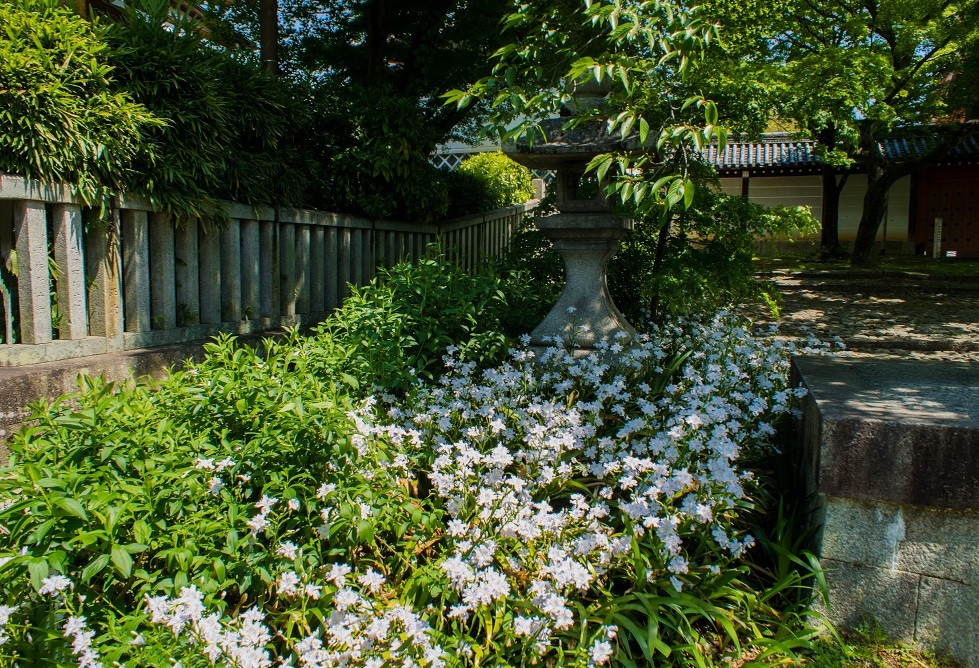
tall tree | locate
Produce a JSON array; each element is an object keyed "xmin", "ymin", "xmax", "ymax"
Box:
[{"xmin": 702, "ymin": 0, "xmax": 979, "ymax": 264}]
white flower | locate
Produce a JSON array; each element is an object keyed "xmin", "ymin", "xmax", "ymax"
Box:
[
  {"xmin": 278, "ymin": 571, "xmax": 301, "ymax": 596},
  {"xmin": 39, "ymin": 574, "xmax": 72, "ymax": 597},
  {"xmin": 276, "ymin": 541, "xmax": 299, "ymax": 560},
  {"xmin": 288, "ymin": 498, "xmax": 300, "ymax": 511},
  {"xmin": 589, "ymin": 640, "xmax": 614, "ymax": 665},
  {"xmin": 208, "ymin": 476, "xmax": 224, "ymax": 496},
  {"xmin": 358, "ymin": 568, "xmax": 386, "ymax": 593},
  {"xmin": 255, "ymin": 495, "xmax": 278, "ymax": 511}
]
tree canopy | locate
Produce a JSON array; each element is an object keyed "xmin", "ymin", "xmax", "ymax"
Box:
[{"xmin": 700, "ymin": 0, "xmax": 979, "ymax": 263}]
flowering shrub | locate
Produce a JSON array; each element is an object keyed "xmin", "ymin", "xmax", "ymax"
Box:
[{"xmin": 0, "ymin": 304, "xmax": 829, "ymax": 667}]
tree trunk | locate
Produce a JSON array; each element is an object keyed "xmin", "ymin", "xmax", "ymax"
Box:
[
  {"xmin": 816, "ymin": 125, "xmax": 848, "ymax": 258},
  {"xmin": 259, "ymin": 0, "xmax": 278, "ymax": 74},
  {"xmin": 365, "ymin": 0, "xmax": 389, "ymax": 86},
  {"xmin": 851, "ymin": 166, "xmax": 893, "ymax": 266},
  {"xmin": 819, "ymin": 166, "xmax": 848, "ymax": 258},
  {"xmin": 648, "ymin": 217, "xmax": 672, "ymax": 319}
]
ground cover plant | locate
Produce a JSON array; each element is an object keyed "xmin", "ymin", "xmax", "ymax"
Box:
[{"xmin": 0, "ymin": 255, "xmax": 831, "ymax": 667}]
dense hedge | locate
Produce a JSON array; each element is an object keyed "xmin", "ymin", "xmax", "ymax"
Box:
[
  {"xmin": 104, "ymin": 0, "xmax": 318, "ymax": 220},
  {"xmin": 0, "ymin": 0, "xmax": 157, "ymax": 205},
  {"xmin": 0, "ymin": 0, "xmax": 535, "ymax": 222}
]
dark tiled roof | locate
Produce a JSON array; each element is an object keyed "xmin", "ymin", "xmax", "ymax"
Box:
[{"xmin": 707, "ymin": 132, "xmax": 979, "ymax": 171}]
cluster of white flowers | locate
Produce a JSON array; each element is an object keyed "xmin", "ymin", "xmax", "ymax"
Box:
[
  {"xmin": 353, "ymin": 312, "xmax": 816, "ymax": 659},
  {"xmin": 0, "ymin": 604, "xmax": 16, "ymax": 647},
  {"xmin": 63, "ymin": 615, "xmax": 103, "ymax": 668},
  {"xmin": 247, "ymin": 494, "xmax": 278, "ymax": 536},
  {"xmin": 146, "ymin": 569, "xmax": 443, "ymax": 668},
  {"xmin": 195, "ymin": 456, "xmax": 236, "ymax": 497},
  {"xmin": 39, "ymin": 574, "xmax": 73, "ymax": 597},
  {"xmin": 147, "ymin": 585, "xmax": 273, "ymax": 668},
  {"xmin": 293, "ymin": 590, "xmax": 443, "ymax": 668}
]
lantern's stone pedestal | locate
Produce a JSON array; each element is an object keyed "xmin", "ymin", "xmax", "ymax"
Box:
[{"xmin": 529, "ymin": 215, "xmax": 636, "ymax": 348}]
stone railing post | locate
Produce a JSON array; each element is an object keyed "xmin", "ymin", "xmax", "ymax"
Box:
[
  {"xmin": 259, "ymin": 220, "xmax": 278, "ymax": 320},
  {"xmin": 149, "ymin": 213, "xmax": 177, "ymax": 330},
  {"xmin": 13, "ymin": 200, "xmax": 51, "ymax": 344},
  {"xmin": 85, "ymin": 212, "xmax": 124, "ymax": 347},
  {"xmin": 52, "ymin": 203, "xmax": 88, "ymax": 339},
  {"xmin": 325, "ymin": 227, "xmax": 339, "ymax": 311},
  {"xmin": 279, "ymin": 222, "xmax": 297, "ymax": 317},
  {"xmin": 121, "ymin": 209, "xmax": 151, "ymax": 333},
  {"xmin": 310, "ymin": 226, "xmax": 325, "ymax": 313},
  {"xmin": 296, "ymin": 225, "xmax": 310, "ymax": 314},
  {"xmin": 220, "ymin": 219, "xmax": 242, "ymax": 323},
  {"xmin": 199, "ymin": 223, "xmax": 222, "ymax": 325},
  {"xmin": 240, "ymin": 219, "xmax": 260, "ymax": 322},
  {"xmin": 175, "ymin": 218, "xmax": 200, "ymax": 327}
]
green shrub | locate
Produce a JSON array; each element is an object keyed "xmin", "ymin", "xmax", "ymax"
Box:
[
  {"xmin": 0, "ymin": 0, "xmax": 159, "ymax": 206},
  {"xmin": 318, "ymin": 249, "xmax": 510, "ymax": 390},
  {"xmin": 446, "ymin": 151, "xmax": 536, "ymax": 217},
  {"xmin": 106, "ymin": 0, "xmax": 317, "ymax": 220},
  {"xmin": 499, "ymin": 174, "xmax": 818, "ymax": 325},
  {"xmin": 0, "ymin": 301, "xmax": 827, "ymax": 667}
]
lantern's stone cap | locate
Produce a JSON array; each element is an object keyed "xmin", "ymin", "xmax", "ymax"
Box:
[{"xmin": 504, "ymin": 119, "xmax": 641, "ymax": 169}]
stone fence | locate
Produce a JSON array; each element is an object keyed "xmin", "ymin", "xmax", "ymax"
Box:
[{"xmin": 0, "ymin": 173, "xmax": 537, "ymax": 368}]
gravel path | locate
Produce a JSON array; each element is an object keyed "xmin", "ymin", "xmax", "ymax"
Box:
[{"xmin": 747, "ymin": 270, "xmax": 979, "ymax": 362}]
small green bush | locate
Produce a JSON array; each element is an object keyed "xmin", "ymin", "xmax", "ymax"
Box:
[
  {"xmin": 0, "ymin": 0, "xmax": 159, "ymax": 205},
  {"xmin": 319, "ymin": 249, "xmax": 510, "ymax": 390},
  {"xmin": 445, "ymin": 151, "xmax": 536, "ymax": 217}
]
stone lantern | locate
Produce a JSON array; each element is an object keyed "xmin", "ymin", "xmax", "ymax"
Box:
[{"xmin": 504, "ymin": 82, "xmax": 639, "ymax": 350}]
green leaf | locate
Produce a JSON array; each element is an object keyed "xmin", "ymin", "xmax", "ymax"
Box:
[
  {"xmin": 81, "ymin": 553, "xmax": 110, "ymax": 582},
  {"xmin": 683, "ymin": 179, "xmax": 695, "ymax": 209},
  {"xmin": 111, "ymin": 544, "xmax": 133, "ymax": 579},
  {"xmin": 52, "ymin": 496, "xmax": 87, "ymax": 520},
  {"xmin": 28, "ymin": 558, "xmax": 49, "ymax": 591}
]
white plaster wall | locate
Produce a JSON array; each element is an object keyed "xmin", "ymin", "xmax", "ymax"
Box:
[
  {"xmin": 748, "ymin": 175, "xmax": 823, "ymax": 221},
  {"xmin": 720, "ymin": 174, "xmax": 912, "ymax": 241},
  {"xmin": 838, "ymin": 175, "xmax": 910, "ymax": 241}
]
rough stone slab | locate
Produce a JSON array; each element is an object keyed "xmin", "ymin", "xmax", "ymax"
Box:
[
  {"xmin": 0, "ymin": 337, "xmax": 110, "ymax": 367},
  {"xmin": 795, "ymin": 356, "xmax": 979, "ymax": 509},
  {"xmin": 14, "ymin": 200, "xmax": 52, "ymax": 344},
  {"xmin": 220, "ymin": 220, "xmax": 242, "ymax": 322},
  {"xmin": 149, "ymin": 213, "xmax": 177, "ymax": 330},
  {"xmin": 175, "ymin": 218, "xmax": 200, "ymax": 327},
  {"xmin": 896, "ymin": 505, "xmax": 979, "ymax": 585},
  {"xmin": 52, "ymin": 204, "xmax": 88, "ymax": 340},
  {"xmin": 916, "ymin": 576, "xmax": 979, "ymax": 667},
  {"xmin": 0, "ymin": 174, "xmax": 74, "ymax": 204},
  {"xmin": 121, "ymin": 210, "xmax": 151, "ymax": 333},
  {"xmin": 820, "ymin": 557, "xmax": 919, "ymax": 643},
  {"xmin": 819, "ymin": 497, "xmax": 906, "ymax": 569},
  {"xmin": 198, "ymin": 225, "xmax": 221, "ymax": 324}
]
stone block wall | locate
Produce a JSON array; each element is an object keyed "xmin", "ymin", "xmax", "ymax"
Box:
[{"xmin": 795, "ymin": 355, "xmax": 979, "ymax": 668}]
